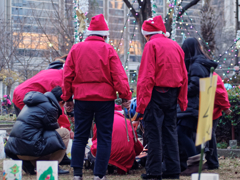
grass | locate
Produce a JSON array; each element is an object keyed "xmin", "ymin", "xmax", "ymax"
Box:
[
  {"xmin": 0, "ymin": 158, "xmax": 240, "ymax": 180},
  {"xmin": 0, "ymin": 114, "xmax": 16, "ymax": 121}
]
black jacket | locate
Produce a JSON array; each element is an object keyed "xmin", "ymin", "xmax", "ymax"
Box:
[
  {"xmin": 46, "ymin": 60, "xmax": 64, "ymax": 70},
  {"xmin": 177, "ymin": 55, "xmax": 218, "ymax": 119},
  {"xmin": 5, "ymin": 91, "xmax": 65, "ymax": 157}
]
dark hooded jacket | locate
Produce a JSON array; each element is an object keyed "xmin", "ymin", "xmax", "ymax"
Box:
[
  {"xmin": 177, "ymin": 38, "xmax": 218, "ymax": 123},
  {"xmin": 177, "ymin": 55, "xmax": 218, "ymax": 120},
  {"xmin": 5, "ymin": 91, "xmax": 66, "ymax": 157}
]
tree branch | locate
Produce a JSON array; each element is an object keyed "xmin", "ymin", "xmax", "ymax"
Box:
[
  {"xmin": 177, "ymin": 0, "xmax": 200, "ymax": 20},
  {"xmin": 122, "ymin": 0, "xmax": 139, "ymax": 22}
]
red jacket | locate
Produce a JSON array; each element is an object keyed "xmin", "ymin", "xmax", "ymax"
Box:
[
  {"xmin": 91, "ymin": 111, "xmax": 143, "ymax": 172},
  {"xmin": 213, "ymin": 72, "xmax": 231, "ymax": 120},
  {"xmin": 136, "ymin": 34, "xmax": 188, "ymax": 114},
  {"xmin": 12, "ymin": 69, "xmax": 71, "ymax": 130},
  {"xmin": 61, "ymin": 36, "xmax": 132, "ymax": 102}
]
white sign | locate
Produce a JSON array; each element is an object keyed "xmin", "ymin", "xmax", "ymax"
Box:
[
  {"xmin": 192, "ymin": 173, "xmax": 219, "ymax": 180},
  {"xmin": 3, "ymin": 160, "xmax": 22, "ymax": 180},
  {"xmin": 37, "ymin": 161, "xmax": 58, "ymax": 180}
]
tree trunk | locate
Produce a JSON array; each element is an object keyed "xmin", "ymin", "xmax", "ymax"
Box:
[{"xmin": 7, "ymin": 85, "xmax": 11, "ymax": 96}]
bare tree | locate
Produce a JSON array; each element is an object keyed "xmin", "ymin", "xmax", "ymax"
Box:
[
  {"xmin": 29, "ymin": 0, "xmax": 74, "ymax": 58},
  {"xmin": 0, "ymin": 15, "xmax": 29, "ymax": 94},
  {"xmin": 122, "ymin": 0, "xmax": 201, "ymax": 48},
  {"xmin": 0, "ymin": 9, "xmax": 50, "ymax": 94},
  {"xmin": 200, "ymin": 0, "xmax": 217, "ymax": 58}
]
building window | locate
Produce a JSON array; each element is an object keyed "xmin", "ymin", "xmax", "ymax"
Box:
[{"xmin": 109, "ymin": 0, "xmax": 124, "ymax": 9}]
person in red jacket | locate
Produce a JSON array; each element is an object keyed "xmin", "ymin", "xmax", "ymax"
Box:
[
  {"xmin": 62, "ymin": 14, "xmax": 131, "ymax": 180},
  {"xmin": 204, "ymin": 72, "xmax": 231, "ymax": 169},
  {"xmin": 12, "ymin": 56, "xmax": 73, "ymax": 173},
  {"xmin": 12, "ymin": 55, "xmax": 72, "ymax": 132},
  {"xmin": 90, "ymin": 105, "xmax": 143, "ymax": 174},
  {"xmin": 136, "ymin": 15, "xmax": 188, "ymax": 180}
]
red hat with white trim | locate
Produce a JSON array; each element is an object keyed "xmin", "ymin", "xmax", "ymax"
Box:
[
  {"xmin": 86, "ymin": 14, "xmax": 109, "ymax": 36},
  {"xmin": 141, "ymin": 15, "xmax": 170, "ymax": 38}
]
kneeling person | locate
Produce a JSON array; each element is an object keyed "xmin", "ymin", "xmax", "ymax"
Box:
[
  {"xmin": 90, "ymin": 104, "xmax": 143, "ymax": 174},
  {"xmin": 5, "ymin": 86, "xmax": 70, "ymax": 175}
]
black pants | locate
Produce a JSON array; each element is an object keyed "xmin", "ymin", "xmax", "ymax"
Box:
[
  {"xmin": 144, "ymin": 87, "xmax": 180, "ymax": 176},
  {"xmin": 178, "ymin": 124, "xmax": 198, "ymax": 171},
  {"xmin": 71, "ymin": 100, "xmax": 114, "ymax": 177},
  {"xmin": 205, "ymin": 118, "xmax": 219, "ymax": 169},
  {"xmin": 13, "ymin": 103, "xmax": 21, "ymax": 117}
]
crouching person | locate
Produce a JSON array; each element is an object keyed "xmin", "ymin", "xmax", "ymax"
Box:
[{"xmin": 5, "ymin": 86, "xmax": 70, "ymax": 175}]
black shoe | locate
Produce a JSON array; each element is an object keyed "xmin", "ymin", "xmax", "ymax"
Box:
[
  {"xmin": 22, "ymin": 161, "xmax": 36, "ymax": 175},
  {"xmin": 162, "ymin": 173, "xmax": 179, "ymax": 179},
  {"xmin": 58, "ymin": 166, "xmax": 69, "ymax": 174},
  {"xmin": 141, "ymin": 173, "xmax": 162, "ymax": 180},
  {"xmin": 108, "ymin": 165, "xmax": 114, "ymax": 174},
  {"xmin": 59, "ymin": 154, "xmax": 71, "ymax": 165},
  {"xmin": 207, "ymin": 165, "xmax": 219, "ymax": 170}
]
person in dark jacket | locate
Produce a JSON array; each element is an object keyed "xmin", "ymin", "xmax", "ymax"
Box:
[
  {"xmin": 5, "ymin": 86, "xmax": 70, "ymax": 175},
  {"xmin": 177, "ymin": 38, "xmax": 218, "ymax": 175},
  {"xmin": 12, "ymin": 55, "xmax": 72, "ymax": 167}
]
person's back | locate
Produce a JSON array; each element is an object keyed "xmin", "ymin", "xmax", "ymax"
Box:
[
  {"xmin": 91, "ymin": 111, "xmax": 143, "ymax": 172},
  {"xmin": 147, "ymin": 34, "xmax": 186, "ymax": 88},
  {"xmin": 6, "ymin": 90, "xmax": 64, "ymax": 157},
  {"xmin": 5, "ymin": 86, "xmax": 70, "ymax": 175},
  {"xmin": 177, "ymin": 54, "xmax": 218, "ymax": 120},
  {"xmin": 63, "ymin": 36, "xmax": 130, "ymax": 101},
  {"xmin": 13, "ymin": 69, "xmax": 63, "ymax": 110},
  {"xmin": 137, "ymin": 34, "xmax": 188, "ymax": 114}
]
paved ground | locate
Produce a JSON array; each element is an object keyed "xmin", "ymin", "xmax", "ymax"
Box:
[{"xmin": 0, "ymin": 158, "xmax": 239, "ymax": 180}]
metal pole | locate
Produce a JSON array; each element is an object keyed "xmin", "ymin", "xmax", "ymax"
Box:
[
  {"xmin": 236, "ymin": 0, "xmax": 239, "ymax": 66},
  {"xmin": 128, "ymin": 111, "xmax": 137, "ymax": 143},
  {"xmin": 124, "ymin": 110, "xmax": 130, "ymax": 142}
]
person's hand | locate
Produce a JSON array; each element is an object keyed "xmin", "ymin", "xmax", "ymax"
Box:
[
  {"xmin": 224, "ymin": 108, "xmax": 232, "ymax": 115},
  {"xmin": 65, "ymin": 101, "xmax": 74, "ymax": 112},
  {"xmin": 132, "ymin": 121, "xmax": 139, "ymax": 131},
  {"xmin": 122, "ymin": 99, "xmax": 131, "ymax": 111},
  {"xmin": 70, "ymin": 131, "xmax": 74, "ymax": 139},
  {"xmin": 70, "ymin": 116, "xmax": 75, "ymax": 124}
]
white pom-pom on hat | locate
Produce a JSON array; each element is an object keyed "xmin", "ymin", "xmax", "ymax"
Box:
[{"xmin": 164, "ymin": 32, "xmax": 170, "ymax": 38}]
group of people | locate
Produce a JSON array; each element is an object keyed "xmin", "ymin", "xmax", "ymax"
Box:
[{"xmin": 4, "ymin": 13, "xmax": 231, "ymax": 180}]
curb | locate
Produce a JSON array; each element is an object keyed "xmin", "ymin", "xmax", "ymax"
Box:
[{"xmin": 218, "ymin": 149, "xmax": 240, "ymax": 158}]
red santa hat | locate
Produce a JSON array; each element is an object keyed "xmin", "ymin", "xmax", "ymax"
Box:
[
  {"xmin": 86, "ymin": 14, "xmax": 109, "ymax": 36},
  {"xmin": 141, "ymin": 15, "xmax": 170, "ymax": 38}
]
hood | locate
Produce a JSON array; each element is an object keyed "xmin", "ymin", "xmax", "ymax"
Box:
[
  {"xmin": 23, "ymin": 91, "xmax": 49, "ymax": 106},
  {"xmin": 46, "ymin": 61, "xmax": 64, "ymax": 70},
  {"xmin": 44, "ymin": 92, "xmax": 62, "ymax": 117},
  {"xmin": 193, "ymin": 55, "xmax": 218, "ymax": 71}
]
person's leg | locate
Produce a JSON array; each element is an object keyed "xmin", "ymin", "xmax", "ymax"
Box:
[
  {"xmin": 206, "ymin": 118, "xmax": 219, "ymax": 169},
  {"xmin": 162, "ymin": 91, "xmax": 180, "ymax": 177},
  {"xmin": 93, "ymin": 101, "xmax": 114, "ymax": 178},
  {"xmin": 13, "ymin": 103, "xmax": 21, "ymax": 117},
  {"xmin": 49, "ymin": 128, "xmax": 70, "ymax": 163},
  {"xmin": 178, "ymin": 125, "xmax": 197, "ymax": 158},
  {"xmin": 71, "ymin": 100, "xmax": 94, "ymax": 177},
  {"xmin": 142, "ymin": 99, "xmax": 163, "ymax": 177}
]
